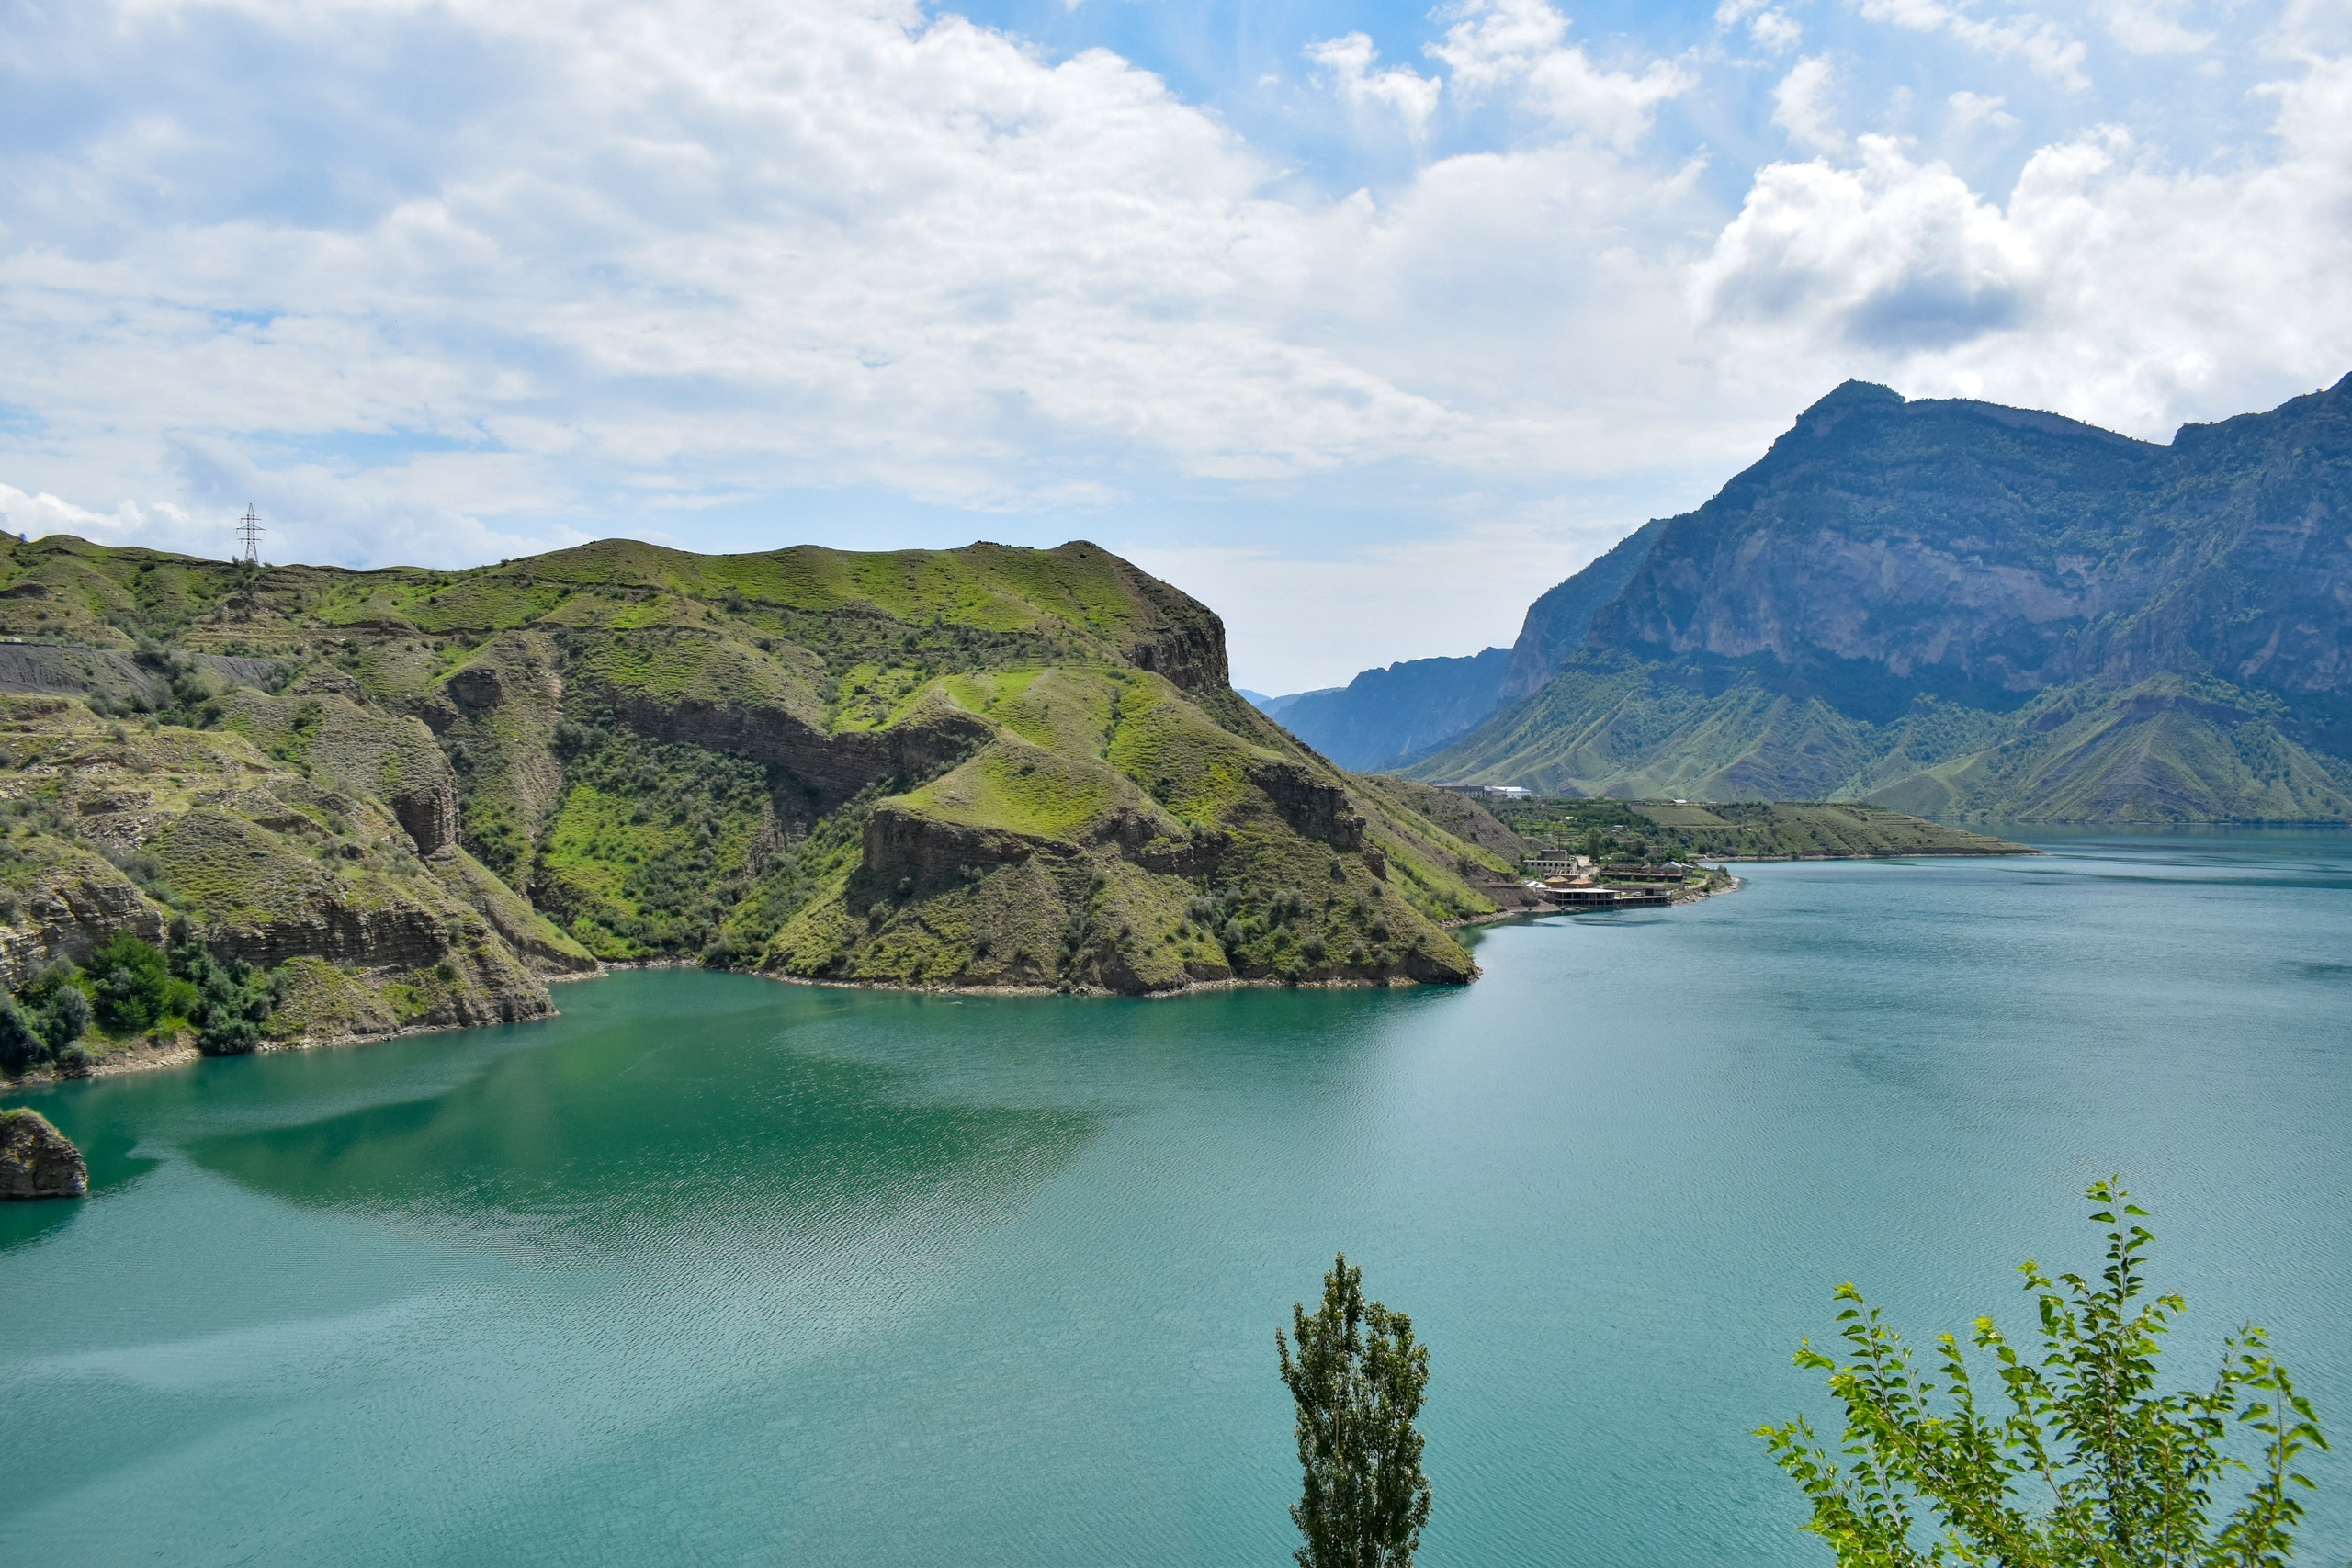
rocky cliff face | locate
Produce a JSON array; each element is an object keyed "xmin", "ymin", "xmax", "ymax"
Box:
[
  {"xmin": 1589, "ymin": 378, "xmax": 2352, "ymax": 713},
  {"xmin": 1409, "ymin": 375, "xmax": 2352, "ymax": 820},
  {"xmin": 0, "ymin": 1109, "xmax": 87, "ymax": 1198},
  {"xmin": 0, "ymin": 854, "xmax": 164, "ymax": 992},
  {"xmin": 1499, "ymin": 520, "xmax": 1666, "ymax": 705}
]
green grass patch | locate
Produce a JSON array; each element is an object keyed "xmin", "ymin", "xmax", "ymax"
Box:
[{"xmin": 899, "ymin": 741, "xmax": 1125, "ymax": 840}]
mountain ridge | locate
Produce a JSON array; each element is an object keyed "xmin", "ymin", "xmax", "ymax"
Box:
[
  {"xmin": 1245, "ymin": 647, "xmax": 1512, "ymax": 771},
  {"xmin": 1395, "ymin": 373, "xmax": 2352, "ymax": 819}
]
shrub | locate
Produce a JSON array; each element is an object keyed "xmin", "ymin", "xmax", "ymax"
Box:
[
  {"xmin": 110, "ymin": 849, "xmax": 176, "ymax": 905},
  {"xmin": 0, "ymin": 994, "xmax": 46, "ymax": 1075},
  {"xmin": 17, "ymin": 960, "xmax": 74, "ymax": 1010},
  {"xmin": 169, "ymin": 940, "xmax": 278, "ymax": 1056},
  {"xmin": 163, "ymin": 976, "xmax": 202, "ymax": 1019},
  {"xmin": 37, "ymin": 985, "xmax": 89, "ymax": 1051},
  {"xmin": 1762, "ymin": 1181, "xmax": 2326, "ymax": 1567}
]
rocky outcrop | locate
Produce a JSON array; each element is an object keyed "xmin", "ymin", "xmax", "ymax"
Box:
[
  {"xmin": 1122, "ymin": 614, "xmax": 1230, "ymax": 696},
  {"xmin": 138, "ymin": 808, "xmax": 556, "ymax": 1023},
  {"xmin": 863, "ymin": 800, "xmax": 1223, "ymax": 895},
  {"xmin": 610, "ymin": 685, "xmax": 993, "ymax": 808},
  {"xmin": 0, "ymin": 644, "xmax": 279, "ymax": 706},
  {"xmin": 431, "ymin": 852, "xmax": 600, "ymax": 976},
  {"xmin": 420, "ymin": 631, "xmax": 571, "ymax": 886},
  {"xmin": 863, "ymin": 803, "xmax": 1075, "ymax": 891},
  {"xmin": 195, "ymin": 891, "xmax": 554, "ymax": 1026},
  {"xmin": 0, "ymin": 1109, "xmax": 87, "ymax": 1199},
  {"xmin": 311, "ymin": 705, "xmax": 460, "ymax": 858},
  {"xmin": 221, "ymin": 690, "xmax": 464, "ymax": 857},
  {"xmin": 0, "ymin": 861, "xmax": 165, "ymax": 992},
  {"xmin": 1248, "ymin": 760, "xmax": 1366, "ymax": 850}
]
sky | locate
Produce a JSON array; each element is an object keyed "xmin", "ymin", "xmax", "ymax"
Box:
[{"xmin": 1, "ymin": 0, "xmax": 2347, "ymax": 693}]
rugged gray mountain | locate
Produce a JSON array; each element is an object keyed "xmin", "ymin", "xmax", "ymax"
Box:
[
  {"xmin": 1496, "ymin": 520, "xmax": 1665, "ymax": 705},
  {"xmin": 1401, "ymin": 374, "xmax": 2352, "ymax": 821}
]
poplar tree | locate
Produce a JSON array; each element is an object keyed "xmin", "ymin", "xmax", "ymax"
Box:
[{"xmin": 1277, "ymin": 1254, "xmax": 1432, "ymax": 1568}]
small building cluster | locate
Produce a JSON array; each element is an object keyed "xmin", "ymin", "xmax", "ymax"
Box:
[
  {"xmin": 1516, "ymin": 852, "xmax": 1692, "ymax": 911},
  {"xmin": 1439, "ymin": 783, "xmax": 1532, "ymax": 801}
]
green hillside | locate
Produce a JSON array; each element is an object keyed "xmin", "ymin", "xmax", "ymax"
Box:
[
  {"xmin": 1410, "ymin": 662, "xmax": 2352, "ymax": 823},
  {"xmin": 1487, "ymin": 796, "xmax": 2030, "ymax": 861},
  {"xmin": 0, "ymin": 535, "xmax": 1509, "ymax": 1079}
]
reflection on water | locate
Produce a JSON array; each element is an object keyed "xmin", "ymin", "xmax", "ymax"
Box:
[
  {"xmin": 3, "ymin": 831, "xmax": 2350, "ymax": 1567},
  {"xmin": 187, "ymin": 984, "xmax": 1104, "ymax": 1252}
]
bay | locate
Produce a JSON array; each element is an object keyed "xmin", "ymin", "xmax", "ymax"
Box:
[{"xmin": 4, "ymin": 829, "xmax": 2350, "ymax": 1566}]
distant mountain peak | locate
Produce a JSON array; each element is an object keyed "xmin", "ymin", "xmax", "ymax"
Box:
[
  {"xmin": 1797, "ymin": 379, "xmax": 1905, "ymax": 435},
  {"xmin": 1404, "ymin": 372, "xmax": 2352, "ymax": 822},
  {"xmin": 1804, "ymin": 378, "xmax": 1905, "ymax": 412}
]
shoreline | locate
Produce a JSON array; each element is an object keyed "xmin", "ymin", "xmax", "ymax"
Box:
[
  {"xmin": 1710, "ymin": 846, "xmax": 2043, "ymax": 862},
  {"xmin": 0, "ymin": 1010, "xmax": 545, "ymax": 1093},
  {"xmin": 2, "ymin": 951, "xmax": 1487, "ymax": 1091},
  {"xmin": 3, "ymin": 872, "xmax": 1782, "ymax": 1093}
]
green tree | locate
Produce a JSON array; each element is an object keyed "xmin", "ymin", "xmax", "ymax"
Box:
[
  {"xmin": 1761, "ymin": 1182, "xmax": 2325, "ymax": 1567},
  {"xmin": 87, "ymin": 933, "xmax": 171, "ymax": 1036},
  {"xmin": 1277, "ymin": 1254, "xmax": 1433, "ymax": 1568}
]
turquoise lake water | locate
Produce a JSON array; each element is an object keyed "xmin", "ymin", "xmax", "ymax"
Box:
[{"xmin": 4, "ymin": 830, "xmax": 2350, "ymax": 1565}]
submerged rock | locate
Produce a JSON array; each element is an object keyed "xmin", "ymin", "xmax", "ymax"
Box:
[{"xmin": 0, "ymin": 1108, "xmax": 88, "ymax": 1199}]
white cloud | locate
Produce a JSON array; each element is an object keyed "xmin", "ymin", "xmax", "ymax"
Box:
[
  {"xmin": 2097, "ymin": 0, "xmax": 2215, "ymax": 55},
  {"xmin": 1699, "ymin": 135, "xmax": 2034, "ymax": 351},
  {"xmin": 1699, "ymin": 52, "xmax": 2352, "ymax": 431},
  {"xmin": 1948, "ymin": 90, "xmax": 2019, "ymax": 130},
  {"xmin": 1750, "ymin": 11, "xmax": 1804, "ymax": 51},
  {"xmin": 1306, "ymin": 33, "xmax": 1442, "ymax": 137},
  {"xmin": 1715, "ymin": 0, "xmax": 1803, "ymax": 51},
  {"xmin": 1857, "ymin": 0, "xmax": 2090, "ymax": 89},
  {"xmin": 1430, "ymin": 0, "xmax": 1694, "ymax": 149},
  {"xmin": 1772, "ymin": 56, "xmax": 1845, "ymax": 149},
  {"xmin": 0, "ymin": 0, "xmax": 1464, "ymax": 547}
]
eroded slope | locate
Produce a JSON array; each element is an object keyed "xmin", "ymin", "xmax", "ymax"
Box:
[{"xmin": 0, "ymin": 535, "xmax": 1502, "ymax": 1079}]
